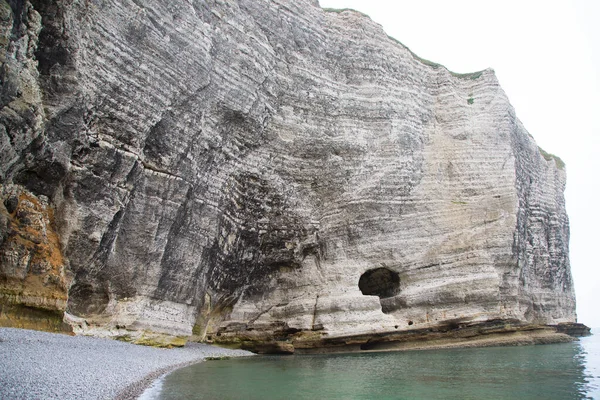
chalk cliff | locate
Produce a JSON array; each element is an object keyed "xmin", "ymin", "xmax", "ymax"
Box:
[{"xmin": 0, "ymin": 0, "xmax": 579, "ymax": 348}]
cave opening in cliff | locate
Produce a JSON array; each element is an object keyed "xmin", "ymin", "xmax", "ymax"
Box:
[{"xmin": 358, "ymin": 268, "xmax": 400, "ymax": 299}]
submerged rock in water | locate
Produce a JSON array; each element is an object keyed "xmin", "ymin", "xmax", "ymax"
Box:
[{"xmin": 0, "ymin": 0, "xmax": 582, "ymax": 349}]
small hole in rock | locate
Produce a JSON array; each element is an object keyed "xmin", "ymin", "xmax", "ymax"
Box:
[
  {"xmin": 408, "ymin": 321, "xmax": 414, "ymax": 326},
  {"xmin": 360, "ymin": 342, "xmax": 377, "ymax": 351},
  {"xmin": 394, "ymin": 325, "xmax": 398, "ymax": 329}
]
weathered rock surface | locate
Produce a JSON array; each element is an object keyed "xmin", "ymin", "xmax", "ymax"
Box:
[{"xmin": 0, "ymin": 0, "xmax": 578, "ymax": 349}]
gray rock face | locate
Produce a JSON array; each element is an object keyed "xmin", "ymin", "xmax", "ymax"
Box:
[{"xmin": 0, "ymin": 0, "xmax": 575, "ymax": 346}]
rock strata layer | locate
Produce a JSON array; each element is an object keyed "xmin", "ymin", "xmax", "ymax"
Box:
[{"xmin": 0, "ymin": 0, "xmax": 579, "ymax": 349}]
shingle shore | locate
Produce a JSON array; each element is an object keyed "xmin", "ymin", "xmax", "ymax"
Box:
[{"xmin": 0, "ymin": 328, "xmax": 253, "ymax": 399}]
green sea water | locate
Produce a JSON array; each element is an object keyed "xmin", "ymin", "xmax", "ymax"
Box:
[{"xmin": 141, "ymin": 333, "xmax": 599, "ymax": 400}]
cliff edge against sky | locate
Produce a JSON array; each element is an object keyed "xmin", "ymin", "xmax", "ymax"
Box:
[{"xmin": 0, "ymin": 0, "xmax": 582, "ymax": 350}]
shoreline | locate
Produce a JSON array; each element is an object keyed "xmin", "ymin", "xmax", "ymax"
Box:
[
  {"xmin": 0, "ymin": 328, "xmax": 253, "ymax": 400},
  {"xmin": 0, "ymin": 325, "xmax": 590, "ymax": 399},
  {"xmin": 126, "ymin": 329, "xmax": 594, "ymax": 399},
  {"xmin": 119, "ymin": 332, "xmax": 579, "ymax": 400},
  {"xmin": 114, "ymin": 360, "xmax": 200, "ymax": 400}
]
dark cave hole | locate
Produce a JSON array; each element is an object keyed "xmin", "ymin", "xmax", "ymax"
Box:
[{"xmin": 358, "ymin": 267, "xmax": 400, "ymax": 299}]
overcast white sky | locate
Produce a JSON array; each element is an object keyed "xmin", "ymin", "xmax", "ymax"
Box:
[{"xmin": 319, "ymin": 0, "xmax": 600, "ymax": 328}]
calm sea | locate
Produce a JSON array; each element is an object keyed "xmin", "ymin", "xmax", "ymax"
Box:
[{"xmin": 140, "ymin": 331, "xmax": 599, "ymax": 400}]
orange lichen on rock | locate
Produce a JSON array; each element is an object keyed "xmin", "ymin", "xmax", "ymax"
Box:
[
  {"xmin": 0, "ymin": 187, "xmax": 72, "ymax": 332},
  {"xmin": 14, "ymin": 193, "xmax": 66, "ymax": 281}
]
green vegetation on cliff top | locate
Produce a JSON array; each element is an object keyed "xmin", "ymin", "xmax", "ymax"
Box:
[
  {"xmin": 322, "ymin": 7, "xmax": 371, "ymax": 18},
  {"xmin": 539, "ymin": 147, "xmax": 566, "ymax": 170}
]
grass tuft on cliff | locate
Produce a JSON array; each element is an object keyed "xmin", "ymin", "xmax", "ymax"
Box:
[
  {"xmin": 451, "ymin": 71, "xmax": 484, "ymax": 80},
  {"xmin": 322, "ymin": 7, "xmax": 372, "ymax": 19},
  {"xmin": 538, "ymin": 147, "xmax": 566, "ymax": 170}
]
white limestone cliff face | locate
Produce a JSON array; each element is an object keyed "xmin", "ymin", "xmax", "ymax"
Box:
[{"xmin": 0, "ymin": 0, "xmax": 575, "ymax": 346}]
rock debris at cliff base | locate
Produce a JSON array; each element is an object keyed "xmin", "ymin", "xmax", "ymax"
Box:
[{"xmin": 0, "ymin": 0, "xmax": 580, "ymax": 350}]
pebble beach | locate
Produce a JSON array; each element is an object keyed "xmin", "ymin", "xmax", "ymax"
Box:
[{"xmin": 0, "ymin": 328, "xmax": 253, "ymax": 400}]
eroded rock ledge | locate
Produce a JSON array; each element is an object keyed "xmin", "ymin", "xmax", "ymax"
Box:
[
  {"xmin": 217, "ymin": 320, "xmax": 590, "ymax": 355},
  {"xmin": 0, "ymin": 0, "xmax": 584, "ymax": 349}
]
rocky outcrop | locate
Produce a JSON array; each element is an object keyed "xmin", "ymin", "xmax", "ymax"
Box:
[{"xmin": 0, "ymin": 0, "xmax": 578, "ymax": 349}]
